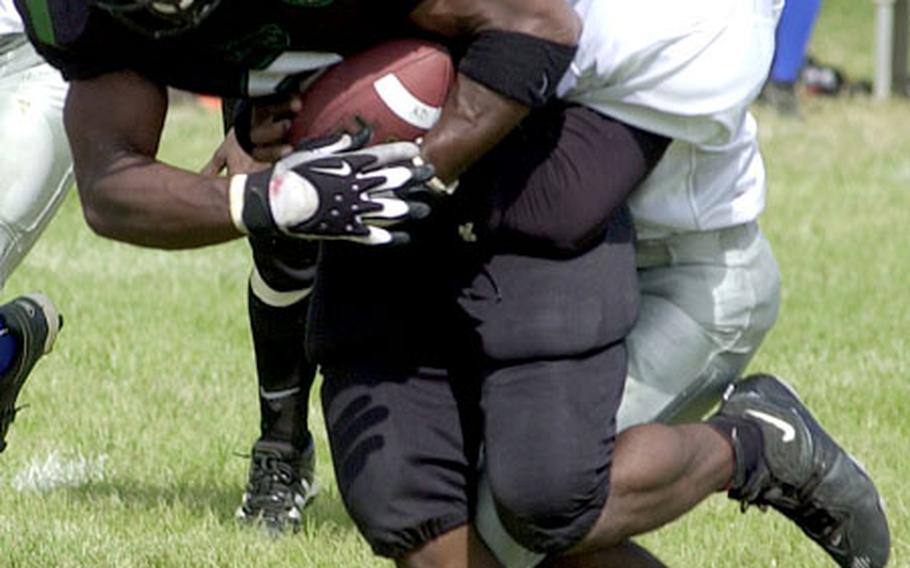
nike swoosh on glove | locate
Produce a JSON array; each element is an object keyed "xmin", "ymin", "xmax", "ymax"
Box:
[{"xmin": 230, "ymin": 130, "xmax": 434, "ymax": 245}]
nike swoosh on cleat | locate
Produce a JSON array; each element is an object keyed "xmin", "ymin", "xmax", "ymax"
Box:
[
  {"xmin": 745, "ymin": 409, "xmax": 796, "ymax": 443},
  {"xmin": 311, "ymin": 162, "xmax": 353, "ymax": 177}
]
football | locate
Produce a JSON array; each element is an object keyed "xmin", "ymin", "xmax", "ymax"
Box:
[{"xmin": 287, "ymin": 39, "xmax": 455, "ymax": 146}]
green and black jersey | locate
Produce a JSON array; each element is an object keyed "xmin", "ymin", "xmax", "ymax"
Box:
[{"xmin": 14, "ymin": 0, "xmax": 422, "ymax": 97}]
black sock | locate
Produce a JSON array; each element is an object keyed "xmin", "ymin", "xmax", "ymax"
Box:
[
  {"xmin": 249, "ymin": 288, "xmax": 316, "ymax": 451},
  {"xmin": 707, "ymin": 415, "xmax": 764, "ymax": 492}
]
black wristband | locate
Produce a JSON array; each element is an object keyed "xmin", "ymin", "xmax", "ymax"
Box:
[{"xmin": 458, "ymin": 31, "xmax": 577, "ymax": 107}]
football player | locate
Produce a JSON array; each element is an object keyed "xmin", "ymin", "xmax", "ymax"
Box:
[
  {"xmin": 225, "ymin": 1, "xmax": 892, "ymax": 566},
  {"xmin": 0, "ymin": 0, "xmax": 69, "ymax": 454},
  {"xmin": 14, "ymin": 1, "xmax": 889, "ymax": 567}
]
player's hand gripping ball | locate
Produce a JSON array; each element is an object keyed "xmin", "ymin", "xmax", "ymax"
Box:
[{"xmin": 230, "ymin": 129, "xmax": 435, "ymax": 246}]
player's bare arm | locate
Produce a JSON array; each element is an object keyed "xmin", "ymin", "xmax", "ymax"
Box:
[
  {"xmin": 410, "ymin": 0, "xmax": 581, "ymax": 182},
  {"xmin": 66, "ymin": 70, "xmax": 240, "ymax": 249},
  {"xmin": 68, "ymin": 70, "xmax": 429, "ymax": 249}
]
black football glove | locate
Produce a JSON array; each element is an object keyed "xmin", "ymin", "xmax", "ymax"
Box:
[{"xmin": 229, "ymin": 130, "xmax": 433, "ymax": 245}]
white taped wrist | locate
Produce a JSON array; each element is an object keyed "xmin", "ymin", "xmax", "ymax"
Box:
[
  {"xmin": 411, "ymin": 153, "xmax": 459, "ymax": 195},
  {"xmin": 229, "ymin": 174, "xmax": 250, "ymax": 234},
  {"xmin": 426, "ymin": 175, "xmax": 459, "ymax": 195}
]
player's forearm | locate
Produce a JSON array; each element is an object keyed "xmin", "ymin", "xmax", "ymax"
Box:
[
  {"xmin": 411, "ymin": 0, "xmax": 581, "ymax": 182},
  {"xmin": 65, "ymin": 72, "xmax": 242, "ymax": 249},
  {"xmin": 77, "ymin": 157, "xmax": 240, "ymax": 249},
  {"xmin": 419, "ymin": 75, "xmax": 528, "ymax": 183}
]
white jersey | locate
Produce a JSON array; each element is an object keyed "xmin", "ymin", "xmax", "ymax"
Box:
[
  {"xmin": 559, "ymin": 0, "xmax": 784, "ymax": 238},
  {"xmin": 0, "ymin": 0, "xmax": 23, "ymax": 35}
]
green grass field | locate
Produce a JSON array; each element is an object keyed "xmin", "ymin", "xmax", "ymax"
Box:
[{"xmin": 2, "ymin": 1, "xmax": 909, "ymax": 566}]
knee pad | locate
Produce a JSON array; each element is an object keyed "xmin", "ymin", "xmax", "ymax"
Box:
[
  {"xmin": 487, "ymin": 460, "xmax": 608, "ymax": 554},
  {"xmin": 479, "ymin": 345, "xmax": 622, "ymax": 554},
  {"xmin": 475, "ymin": 473, "xmax": 545, "ymax": 567}
]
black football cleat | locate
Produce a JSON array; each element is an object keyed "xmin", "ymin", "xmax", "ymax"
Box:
[
  {"xmin": 0, "ymin": 294, "xmax": 62, "ymax": 453},
  {"xmin": 235, "ymin": 437, "xmax": 318, "ymax": 534},
  {"xmin": 715, "ymin": 374, "xmax": 890, "ymax": 568}
]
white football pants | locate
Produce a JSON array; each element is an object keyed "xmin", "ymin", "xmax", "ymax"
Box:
[
  {"xmin": 0, "ymin": 34, "xmax": 72, "ymax": 289},
  {"xmin": 620, "ymin": 221, "xmax": 781, "ymax": 430}
]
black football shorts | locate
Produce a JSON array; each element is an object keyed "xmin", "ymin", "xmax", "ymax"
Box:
[{"xmin": 312, "ymin": 103, "xmax": 665, "ymax": 558}]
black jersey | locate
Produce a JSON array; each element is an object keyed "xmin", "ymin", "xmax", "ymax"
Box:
[{"xmin": 14, "ymin": 0, "xmax": 422, "ymax": 97}]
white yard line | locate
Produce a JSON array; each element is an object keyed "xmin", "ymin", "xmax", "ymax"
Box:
[{"xmin": 11, "ymin": 450, "xmax": 107, "ymax": 492}]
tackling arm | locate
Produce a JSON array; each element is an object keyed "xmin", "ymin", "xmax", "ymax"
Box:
[
  {"xmin": 65, "ymin": 70, "xmax": 240, "ymax": 249},
  {"xmin": 410, "ymin": 0, "xmax": 581, "ymax": 183},
  {"xmin": 67, "ymin": 70, "xmax": 429, "ymax": 249}
]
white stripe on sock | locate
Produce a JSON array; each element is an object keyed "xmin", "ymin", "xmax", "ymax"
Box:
[
  {"xmin": 260, "ymin": 386, "xmax": 302, "ymax": 401},
  {"xmin": 249, "ymin": 267, "xmax": 311, "ymax": 308}
]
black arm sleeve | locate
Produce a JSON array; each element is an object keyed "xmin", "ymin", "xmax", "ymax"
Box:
[{"xmin": 461, "ymin": 103, "xmax": 670, "ymax": 254}]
